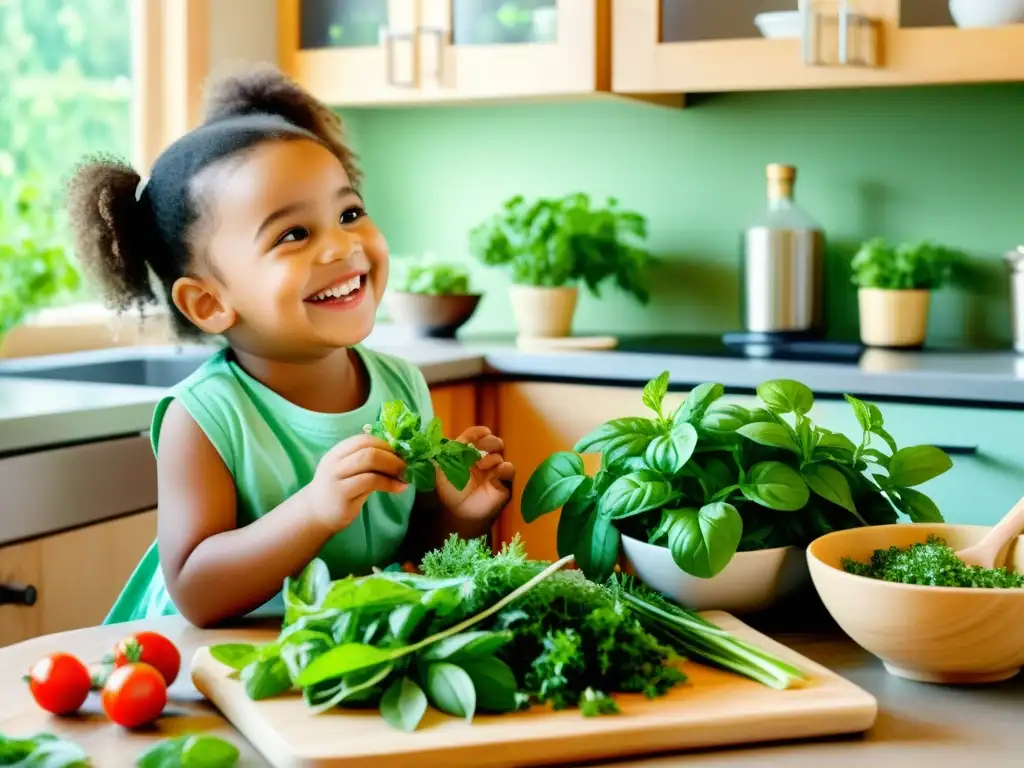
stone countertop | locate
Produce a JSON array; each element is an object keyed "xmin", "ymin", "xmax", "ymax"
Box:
[
  {"xmin": 1, "ymin": 614, "xmax": 1021, "ymax": 767},
  {"xmin": 3, "ymin": 331, "xmax": 1024, "ymax": 456}
]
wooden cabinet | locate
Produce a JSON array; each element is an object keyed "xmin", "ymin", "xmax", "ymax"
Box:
[
  {"xmin": 278, "ymin": 0, "xmax": 610, "ymax": 106},
  {"xmin": 428, "ymin": 381, "xmax": 478, "ymax": 437},
  {"xmin": 0, "ymin": 510, "xmax": 157, "ymax": 648},
  {"xmin": 613, "ymin": 0, "xmax": 1024, "ymax": 97}
]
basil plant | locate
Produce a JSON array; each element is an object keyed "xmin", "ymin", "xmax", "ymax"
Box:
[{"xmin": 521, "ymin": 373, "xmax": 953, "ymax": 582}]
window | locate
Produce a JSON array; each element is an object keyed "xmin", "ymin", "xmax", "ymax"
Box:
[{"xmin": 1, "ymin": 0, "xmax": 133, "ymax": 335}]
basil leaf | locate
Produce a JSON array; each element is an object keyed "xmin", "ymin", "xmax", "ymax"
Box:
[
  {"xmin": 0, "ymin": 732, "xmax": 90, "ymax": 768},
  {"xmin": 296, "ymin": 643, "xmax": 401, "ymax": 688},
  {"xmin": 320, "ymin": 578, "xmax": 422, "ymax": 615},
  {"xmin": 886, "ymin": 445, "xmax": 952, "ymax": 487},
  {"xmin": 457, "ymin": 657, "xmax": 520, "ymax": 713},
  {"xmin": 573, "ymin": 417, "xmax": 661, "ymax": 466},
  {"xmin": 521, "ymin": 451, "xmax": 587, "ymax": 522},
  {"xmin": 740, "ymin": 461, "xmax": 810, "ymax": 511},
  {"xmin": 672, "ymin": 382, "xmax": 725, "ymax": 426},
  {"xmin": 644, "ymin": 422, "xmax": 698, "ymax": 475},
  {"xmin": 736, "ymin": 422, "xmax": 800, "ymax": 455},
  {"xmin": 801, "ymin": 462, "xmax": 857, "ymax": 515},
  {"xmin": 380, "ymin": 400, "xmax": 420, "ymax": 440},
  {"xmin": 597, "ymin": 470, "xmax": 676, "ymax": 520},
  {"xmin": 662, "ymin": 502, "xmax": 743, "ymax": 579},
  {"xmin": 641, "ymin": 370, "xmax": 670, "ymax": 417},
  {"xmin": 404, "ymin": 458, "xmax": 436, "ymax": 491},
  {"xmin": 180, "ymin": 734, "xmax": 240, "ymax": 767},
  {"xmin": 380, "ymin": 676, "xmax": 428, "ymax": 733},
  {"xmin": 423, "ymin": 417, "xmax": 444, "ymax": 451},
  {"xmin": 556, "ymin": 496, "xmax": 594, "ymax": 560},
  {"xmin": 872, "ymin": 425, "xmax": 898, "ymax": 454},
  {"xmin": 241, "ymin": 656, "xmax": 292, "ymax": 700},
  {"xmin": 573, "ymin": 512, "xmax": 621, "ymax": 582},
  {"xmin": 843, "ymin": 393, "xmax": 875, "ymax": 431},
  {"xmin": 436, "ymin": 440, "xmax": 482, "ymax": 492},
  {"xmin": 419, "ymin": 631, "xmax": 514, "ymax": 662},
  {"xmin": 424, "ymin": 663, "xmax": 477, "ymax": 721},
  {"xmin": 388, "ymin": 604, "xmax": 426, "ymax": 643},
  {"xmin": 699, "ymin": 402, "xmax": 750, "ymax": 434},
  {"xmin": 817, "ymin": 430, "xmax": 857, "ymax": 454},
  {"xmin": 891, "ymin": 486, "xmax": 944, "ymax": 522},
  {"xmin": 208, "ymin": 643, "xmax": 258, "ymax": 671},
  {"xmin": 757, "ymin": 379, "xmax": 814, "ymax": 415}
]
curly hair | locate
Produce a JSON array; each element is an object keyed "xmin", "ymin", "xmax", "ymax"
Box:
[{"xmin": 65, "ymin": 65, "xmax": 362, "ymax": 338}]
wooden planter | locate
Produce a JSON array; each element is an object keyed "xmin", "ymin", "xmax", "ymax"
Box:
[
  {"xmin": 508, "ymin": 285, "xmax": 578, "ymax": 338},
  {"xmin": 857, "ymin": 288, "xmax": 930, "ymax": 348}
]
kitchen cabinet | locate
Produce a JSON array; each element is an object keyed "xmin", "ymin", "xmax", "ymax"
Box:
[
  {"xmin": 428, "ymin": 381, "xmax": 478, "ymax": 436},
  {"xmin": 278, "ymin": 0, "xmax": 611, "ymax": 106},
  {"xmin": 0, "ymin": 510, "xmax": 157, "ymax": 648},
  {"xmin": 612, "ymin": 0, "xmax": 1024, "ymax": 97},
  {"xmin": 490, "ymin": 381, "xmax": 1024, "ymax": 562}
]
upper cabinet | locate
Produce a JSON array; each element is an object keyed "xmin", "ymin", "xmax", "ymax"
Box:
[
  {"xmin": 278, "ymin": 0, "xmax": 610, "ymax": 106},
  {"xmin": 613, "ymin": 0, "xmax": 1024, "ymax": 96}
]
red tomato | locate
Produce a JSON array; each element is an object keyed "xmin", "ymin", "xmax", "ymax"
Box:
[
  {"xmin": 26, "ymin": 652, "xmax": 92, "ymax": 715},
  {"xmin": 101, "ymin": 662, "xmax": 167, "ymax": 728},
  {"xmin": 114, "ymin": 631, "xmax": 181, "ymax": 686}
]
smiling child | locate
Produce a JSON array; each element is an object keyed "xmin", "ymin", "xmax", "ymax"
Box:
[{"xmin": 65, "ymin": 67, "xmax": 514, "ymax": 628}]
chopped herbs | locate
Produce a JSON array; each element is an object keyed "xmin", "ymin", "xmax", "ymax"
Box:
[
  {"xmin": 842, "ymin": 535, "xmax": 1024, "ymax": 588},
  {"xmin": 209, "ymin": 535, "xmax": 805, "ymax": 731},
  {"xmin": 364, "ymin": 400, "xmax": 481, "ymax": 492}
]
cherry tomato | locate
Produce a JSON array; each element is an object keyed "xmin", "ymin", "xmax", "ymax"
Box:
[
  {"xmin": 114, "ymin": 631, "xmax": 181, "ymax": 686},
  {"xmin": 101, "ymin": 662, "xmax": 167, "ymax": 728},
  {"xmin": 26, "ymin": 652, "xmax": 92, "ymax": 715}
]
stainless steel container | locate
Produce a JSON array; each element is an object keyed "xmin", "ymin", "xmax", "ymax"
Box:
[
  {"xmin": 741, "ymin": 164, "xmax": 825, "ymax": 335},
  {"xmin": 1005, "ymin": 246, "xmax": 1024, "ymax": 353}
]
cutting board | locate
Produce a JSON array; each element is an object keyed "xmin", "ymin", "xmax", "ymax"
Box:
[{"xmin": 191, "ymin": 611, "xmax": 877, "ymax": 768}]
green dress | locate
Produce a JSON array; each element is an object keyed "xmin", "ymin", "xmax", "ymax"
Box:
[{"xmin": 103, "ymin": 344, "xmax": 434, "ymax": 624}]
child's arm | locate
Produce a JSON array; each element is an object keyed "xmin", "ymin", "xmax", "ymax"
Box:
[{"xmin": 156, "ymin": 400, "xmax": 408, "ymax": 627}]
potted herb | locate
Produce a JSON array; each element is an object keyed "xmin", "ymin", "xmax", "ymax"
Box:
[
  {"xmin": 385, "ymin": 256, "xmax": 481, "ymax": 339},
  {"xmin": 520, "ymin": 373, "xmax": 953, "ymax": 612},
  {"xmin": 850, "ymin": 238, "xmax": 959, "ymax": 348},
  {"xmin": 468, "ymin": 193, "xmax": 652, "ymax": 339}
]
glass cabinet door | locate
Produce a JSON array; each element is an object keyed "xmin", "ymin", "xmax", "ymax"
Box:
[
  {"xmin": 417, "ymin": 0, "xmax": 603, "ymax": 98},
  {"xmin": 298, "ymin": 0, "xmax": 391, "ymax": 50}
]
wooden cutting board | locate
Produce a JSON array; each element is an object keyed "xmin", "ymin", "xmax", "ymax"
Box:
[{"xmin": 191, "ymin": 611, "xmax": 877, "ymax": 768}]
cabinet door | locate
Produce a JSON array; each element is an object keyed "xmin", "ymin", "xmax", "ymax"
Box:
[
  {"xmin": 0, "ymin": 511, "xmax": 157, "ymax": 647},
  {"xmin": 279, "ymin": 0, "xmax": 422, "ymax": 105},
  {"xmin": 429, "ymin": 382, "xmax": 478, "ymax": 438},
  {"xmin": 416, "ymin": 0, "xmax": 608, "ymax": 100}
]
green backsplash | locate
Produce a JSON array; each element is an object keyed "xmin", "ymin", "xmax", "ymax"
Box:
[{"xmin": 339, "ymin": 84, "xmax": 1024, "ymax": 346}]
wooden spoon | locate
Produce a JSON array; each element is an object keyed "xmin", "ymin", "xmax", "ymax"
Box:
[{"xmin": 955, "ymin": 495, "xmax": 1024, "ymax": 569}]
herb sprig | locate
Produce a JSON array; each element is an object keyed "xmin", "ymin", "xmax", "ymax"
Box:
[
  {"xmin": 364, "ymin": 400, "xmax": 482, "ymax": 492},
  {"xmin": 521, "ymin": 372, "xmax": 953, "ymax": 582}
]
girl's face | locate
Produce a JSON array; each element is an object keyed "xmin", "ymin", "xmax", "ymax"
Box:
[{"xmin": 179, "ymin": 138, "xmax": 388, "ymax": 360}]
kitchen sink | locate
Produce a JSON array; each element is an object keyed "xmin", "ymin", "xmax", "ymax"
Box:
[{"xmin": 0, "ymin": 344, "xmax": 217, "ymax": 389}]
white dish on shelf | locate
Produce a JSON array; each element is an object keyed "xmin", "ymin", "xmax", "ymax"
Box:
[
  {"xmin": 754, "ymin": 10, "xmax": 804, "ymax": 39},
  {"xmin": 949, "ymin": 0, "xmax": 1024, "ymax": 28}
]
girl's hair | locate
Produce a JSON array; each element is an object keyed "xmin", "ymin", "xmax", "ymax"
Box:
[{"xmin": 66, "ymin": 66, "xmax": 361, "ymax": 338}]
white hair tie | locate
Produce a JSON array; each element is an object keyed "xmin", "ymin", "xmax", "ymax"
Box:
[{"xmin": 135, "ymin": 176, "xmax": 149, "ymax": 202}]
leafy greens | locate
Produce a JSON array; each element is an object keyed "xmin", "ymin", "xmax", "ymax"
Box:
[{"xmin": 521, "ymin": 372, "xmax": 953, "ymax": 582}]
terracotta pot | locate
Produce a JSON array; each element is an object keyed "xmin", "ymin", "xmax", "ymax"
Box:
[
  {"xmin": 857, "ymin": 288, "xmax": 930, "ymax": 348},
  {"xmin": 384, "ymin": 292, "xmax": 481, "ymax": 339},
  {"xmin": 508, "ymin": 285, "xmax": 578, "ymax": 338}
]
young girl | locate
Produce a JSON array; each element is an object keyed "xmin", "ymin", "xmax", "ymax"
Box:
[{"xmin": 66, "ymin": 67, "xmax": 514, "ymax": 628}]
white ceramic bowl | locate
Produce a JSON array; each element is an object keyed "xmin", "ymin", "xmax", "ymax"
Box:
[
  {"xmin": 620, "ymin": 534, "xmax": 810, "ymax": 613},
  {"xmin": 754, "ymin": 11, "xmax": 803, "ymax": 39},
  {"xmin": 949, "ymin": 0, "xmax": 1024, "ymax": 27}
]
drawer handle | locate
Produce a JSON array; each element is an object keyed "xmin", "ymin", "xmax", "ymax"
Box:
[
  {"xmin": 0, "ymin": 583, "xmax": 37, "ymax": 607},
  {"xmin": 381, "ymin": 28, "xmax": 417, "ymax": 88},
  {"xmin": 933, "ymin": 445, "xmax": 979, "ymax": 456},
  {"xmin": 418, "ymin": 25, "xmax": 448, "ymax": 83}
]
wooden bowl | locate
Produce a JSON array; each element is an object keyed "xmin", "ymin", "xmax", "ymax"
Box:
[
  {"xmin": 384, "ymin": 292, "xmax": 481, "ymax": 338},
  {"xmin": 807, "ymin": 524, "xmax": 1024, "ymax": 684},
  {"xmin": 620, "ymin": 534, "xmax": 810, "ymax": 614}
]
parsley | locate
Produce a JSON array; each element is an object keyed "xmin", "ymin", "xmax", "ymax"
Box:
[
  {"xmin": 842, "ymin": 535, "xmax": 1024, "ymax": 588},
  {"xmin": 364, "ymin": 399, "xmax": 481, "ymax": 492}
]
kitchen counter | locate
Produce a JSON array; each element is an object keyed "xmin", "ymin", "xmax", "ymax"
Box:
[{"xmin": 1, "ymin": 615, "xmax": 1021, "ymax": 767}]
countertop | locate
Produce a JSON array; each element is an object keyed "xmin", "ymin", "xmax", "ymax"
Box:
[
  {"xmin": 4, "ymin": 328, "xmax": 1024, "ymax": 456},
  {"xmin": 1, "ymin": 615, "xmax": 1021, "ymax": 767}
]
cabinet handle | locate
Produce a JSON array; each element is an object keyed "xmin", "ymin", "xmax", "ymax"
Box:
[
  {"xmin": 933, "ymin": 445, "xmax": 979, "ymax": 456},
  {"xmin": 381, "ymin": 27, "xmax": 417, "ymax": 88},
  {"xmin": 0, "ymin": 583, "xmax": 38, "ymax": 607},
  {"xmin": 417, "ymin": 25, "xmax": 448, "ymax": 84}
]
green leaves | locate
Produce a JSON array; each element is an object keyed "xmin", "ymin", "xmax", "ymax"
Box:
[
  {"xmin": 850, "ymin": 237, "xmax": 960, "ymax": 291},
  {"xmin": 597, "ymin": 471, "xmax": 677, "ymax": 520},
  {"xmin": 756, "ymin": 380, "xmax": 813, "ymax": 416},
  {"xmin": 673, "ymin": 382, "xmax": 725, "ymax": 426},
  {"xmin": 0, "ymin": 731, "xmax": 90, "ymax": 768},
  {"xmin": 886, "ymin": 446, "xmax": 953, "ymax": 487},
  {"xmin": 573, "ymin": 417, "xmax": 661, "ymax": 466},
  {"xmin": 641, "ymin": 370, "xmax": 669, "ymax": 417},
  {"xmin": 392, "ymin": 257, "xmax": 471, "ymax": 295},
  {"xmin": 737, "ymin": 422, "xmax": 800, "ymax": 455},
  {"xmin": 423, "ymin": 663, "xmax": 476, "ymax": 721},
  {"xmin": 644, "ymin": 422, "xmax": 698, "ymax": 475},
  {"xmin": 380, "ymin": 677, "xmax": 429, "ymax": 733},
  {"xmin": 137, "ymin": 734, "xmax": 240, "ymax": 768},
  {"xmin": 740, "ymin": 462, "xmax": 810, "ymax": 511},
  {"xmin": 521, "ymin": 452, "xmax": 587, "ymax": 522},
  {"xmin": 366, "ymin": 401, "xmax": 481, "ymax": 492},
  {"xmin": 890, "ymin": 486, "xmax": 943, "ymax": 522},
  {"xmin": 658, "ymin": 502, "xmax": 743, "ymax": 578},
  {"xmin": 801, "ymin": 463, "xmax": 857, "ymax": 516}
]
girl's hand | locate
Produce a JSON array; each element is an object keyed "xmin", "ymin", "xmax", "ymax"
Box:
[
  {"xmin": 304, "ymin": 435, "xmax": 409, "ymax": 533},
  {"xmin": 436, "ymin": 426, "xmax": 515, "ymax": 522}
]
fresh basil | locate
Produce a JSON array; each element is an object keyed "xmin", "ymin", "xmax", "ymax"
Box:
[
  {"xmin": 737, "ymin": 422, "xmax": 800, "ymax": 455},
  {"xmin": 699, "ymin": 402, "xmax": 750, "ymax": 435},
  {"xmin": 644, "ymin": 422, "xmax": 698, "ymax": 475},
  {"xmin": 641, "ymin": 370, "xmax": 670, "ymax": 417},
  {"xmin": 380, "ymin": 677, "xmax": 429, "ymax": 733},
  {"xmin": 137, "ymin": 734, "xmax": 240, "ymax": 768},
  {"xmin": 208, "ymin": 644, "xmax": 258, "ymax": 671},
  {"xmin": 801, "ymin": 462, "xmax": 857, "ymax": 515},
  {"xmin": 241, "ymin": 656, "xmax": 292, "ymax": 701},
  {"xmin": 573, "ymin": 417, "xmax": 661, "ymax": 467},
  {"xmin": 521, "ymin": 451, "xmax": 587, "ymax": 522},
  {"xmin": 740, "ymin": 461, "xmax": 810, "ymax": 511},
  {"xmin": 756, "ymin": 380, "xmax": 813, "ymax": 416},
  {"xmin": 556, "ymin": 496, "xmax": 594, "ymax": 560},
  {"xmin": 572, "ymin": 512, "xmax": 621, "ymax": 582},
  {"xmin": 672, "ymin": 382, "xmax": 725, "ymax": 426},
  {"xmin": 597, "ymin": 471, "xmax": 677, "ymax": 520},
  {"xmin": 458, "ymin": 657, "xmax": 520, "ymax": 713},
  {"xmin": 886, "ymin": 446, "xmax": 953, "ymax": 487},
  {"xmin": 424, "ymin": 663, "xmax": 477, "ymax": 721},
  {"xmin": 890, "ymin": 486, "xmax": 943, "ymax": 522},
  {"xmin": 0, "ymin": 732, "xmax": 90, "ymax": 768},
  {"xmin": 419, "ymin": 631, "xmax": 514, "ymax": 662},
  {"xmin": 660, "ymin": 502, "xmax": 743, "ymax": 579}
]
